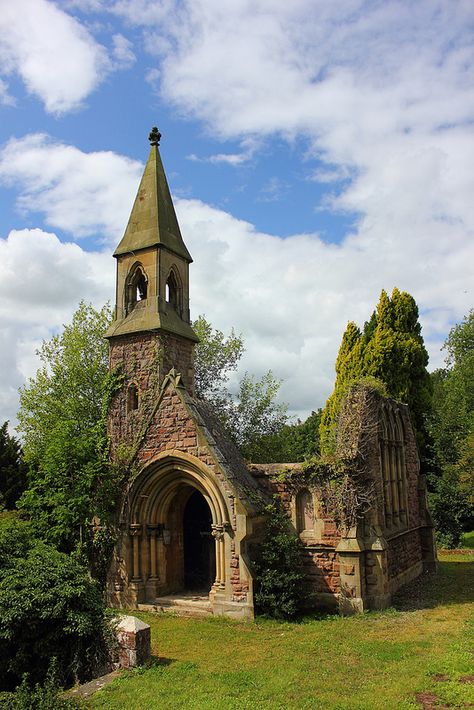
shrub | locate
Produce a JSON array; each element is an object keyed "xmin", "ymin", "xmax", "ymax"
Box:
[
  {"xmin": 252, "ymin": 500, "xmax": 305, "ymax": 619},
  {"xmin": 429, "ymin": 472, "xmax": 472, "ymax": 548},
  {"xmin": 0, "ymin": 517, "xmax": 112, "ymax": 691},
  {"xmin": 0, "ymin": 661, "xmax": 77, "ymax": 709}
]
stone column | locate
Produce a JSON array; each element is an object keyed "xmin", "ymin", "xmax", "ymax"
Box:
[
  {"xmin": 212, "ymin": 524, "xmax": 226, "ymax": 589},
  {"xmin": 147, "ymin": 524, "xmax": 162, "ymax": 581},
  {"xmin": 129, "ymin": 523, "xmax": 143, "ymax": 582},
  {"xmin": 144, "ymin": 524, "xmax": 162, "ymax": 599}
]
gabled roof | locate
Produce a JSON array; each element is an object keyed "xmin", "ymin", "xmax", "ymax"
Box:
[
  {"xmin": 113, "ymin": 143, "xmax": 192, "ymax": 262},
  {"xmin": 135, "ymin": 370, "xmax": 262, "ymax": 515}
]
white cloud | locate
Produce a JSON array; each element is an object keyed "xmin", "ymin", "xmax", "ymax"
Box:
[
  {"xmin": 1, "ymin": 132, "xmax": 472, "ymax": 425},
  {"xmin": 175, "ymin": 197, "xmax": 471, "ymax": 418},
  {"xmin": 2, "ymin": 1, "xmax": 474, "ymax": 423},
  {"xmin": 187, "ymin": 152, "xmax": 250, "ymax": 166},
  {"xmin": 0, "ymin": 228, "xmax": 113, "ymax": 427},
  {"xmin": 112, "ymin": 33, "xmax": 136, "ymax": 69},
  {"xmin": 0, "ymin": 134, "xmax": 143, "ymax": 242},
  {"xmin": 0, "ymin": 0, "xmax": 115, "ymax": 114},
  {"xmin": 0, "ymin": 78, "xmax": 15, "ymax": 107}
]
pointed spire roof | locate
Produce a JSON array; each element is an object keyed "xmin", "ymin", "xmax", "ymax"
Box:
[{"xmin": 113, "ymin": 129, "xmax": 192, "ymax": 262}]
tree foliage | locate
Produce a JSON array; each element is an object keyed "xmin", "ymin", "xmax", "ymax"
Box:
[
  {"xmin": 0, "ymin": 516, "xmax": 111, "ymax": 691},
  {"xmin": 193, "ymin": 316, "xmax": 287, "ymax": 461},
  {"xmin": 193, "ymin": 315, "xmax": 244, "ymax": 403},
  {"xmin": 17, "ymin": 302, "xmax": 121, "ymax": 554},
  {"xmin": 252, "ymin": 500, "xmax": 305, "ymax": 619},
  {"xmin": 320, "ymin": 288, "xmax": 432, "ymax": 456},
  {"xmin": 259, "ymin": 410, "xmax": 322, "ymax": 463},
  {"xmin": 428, "ymin": 310, "xmax": 474, "ymax": 545},
  {"xmin": 0, "ymin": 423, "xmax": 27, "ymax": 510}
]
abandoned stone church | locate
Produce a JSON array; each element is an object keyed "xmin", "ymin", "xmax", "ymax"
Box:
[{"xmin": 106, "ymin": 130, "xmax": 436, "ymax": 619}]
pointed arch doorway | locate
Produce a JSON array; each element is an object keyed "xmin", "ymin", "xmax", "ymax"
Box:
[
  {"xmin": 123, "ymin": 453, "xmax": 229, "ymax": 604},
  {"xmin": 183, "ymin": 488, "xmax": 216, "ymax": 591}
]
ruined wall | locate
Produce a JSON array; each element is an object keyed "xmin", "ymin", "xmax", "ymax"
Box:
[{"xmin": 248, "ymin": 464, "xmax": 341, "ymax": 608}]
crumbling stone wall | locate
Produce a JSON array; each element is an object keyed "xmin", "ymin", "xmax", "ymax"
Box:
[
  {"xmin": 248, "ymin": 384, "xmax": 436, "ymax": 613},
  {"xmin": 248, "ymin": 463, "xmax": 341, "ymax": 608}
]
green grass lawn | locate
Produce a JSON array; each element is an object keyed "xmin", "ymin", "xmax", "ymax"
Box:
[{"xmin": 85, "ymin": 551, "xmax": 474, "ymax": 710}]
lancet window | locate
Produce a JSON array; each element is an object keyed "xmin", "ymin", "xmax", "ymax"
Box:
[
  {"xmin": 165, "ymin": 269, "xmax": 180, "ymax": 312},
  {"xmin": 380, "ymin": 406, "xmax": 408, "ymax": 531},
  {"xmin": 296, "ymin": 488, "xmax": 314, "ymax": 534},
  {"xmin": 125, "ymin": 264, "xmax": 148, "ymax": 314},
  {"xmin": 127, "ymin": 383, "xmax": 139, "ymax": 413}
]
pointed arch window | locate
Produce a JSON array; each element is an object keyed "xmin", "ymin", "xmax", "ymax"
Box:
[
  {"xmin": 380, "ymin": 406, "xmax": 408, "ymax": 531},
  {"xmin": 296, "ymin": 488, "xmax": 314, "ymax": 533},
  {"xmin": 126, "ymin": 264, "xmax": 148, "ymax": 314},
  {"xmin": 127, "ymin": 383, "xmax": 139, "ymax": 413},
  {"xmin": 165, "ymin": 269, "xmax": 180, "ymax": 312}
]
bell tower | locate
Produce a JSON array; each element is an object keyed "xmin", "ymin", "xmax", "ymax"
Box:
[{"xmin": 106, "ymin": 128, "xmax": 198, "ymax": 443}]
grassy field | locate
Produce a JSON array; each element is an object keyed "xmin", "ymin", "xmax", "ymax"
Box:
[{"xmin": 86, "ymin": 550, "xmax": 473, "ymax": 710}]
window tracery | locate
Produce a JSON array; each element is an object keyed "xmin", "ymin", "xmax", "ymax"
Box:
[{"xmin": 380, "ymin": 406, "xmax": 408, "ymax": 531}]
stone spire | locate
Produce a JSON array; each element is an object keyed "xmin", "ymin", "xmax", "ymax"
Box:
[
  {"xmin": 106, "ymin": 129, "xmax": 197, "ymax": 342},
  {"xmin": 113, "ymin": 128, "xmax": 192, "ymax": 263}
]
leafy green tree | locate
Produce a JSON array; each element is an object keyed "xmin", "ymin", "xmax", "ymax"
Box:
[
  {"xmin": 193, "ymin": 316, "xmax": 287, "ymax": 461},
  {"xmin": 0, "ymin": 516, "xmax": 111, "ymax": 691},
  {"xmin": 428, "ymin": 311, "xmax": 474, "ymax": 545},
  {"xmin": 0, "ymin": 423, "xmax": 27, "ymax": 510},
  {"xmin": 17, "ymin": 302, "xmax": 117, "ymax": 553},
  {"xmin": 253, "ymin": 500, "xmax": 305, "ymax": 619},
  {"xmin": 193, "ymin": 315, "xmax": 244, "ymax": 403},
  {"xmin": 261, "ymin": 410, "xmax": 322, "ymax": 463},
  {"xmin": 320, "ymin": 288, "xmax": 432, "ymax": 455}
]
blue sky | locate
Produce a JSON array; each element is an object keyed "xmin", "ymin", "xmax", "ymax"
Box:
[{"xmin": 0, "ymin": 0, "xmax": 473, "ymax": 427}]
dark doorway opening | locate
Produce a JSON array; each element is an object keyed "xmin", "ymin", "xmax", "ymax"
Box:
[{"xmin": 183, "ymin": 489, "xmax": 215, "ymax": 591}]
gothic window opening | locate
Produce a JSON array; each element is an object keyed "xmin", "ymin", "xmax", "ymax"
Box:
[
  {"xmin": 127, "ymin": 383, "xmax": 139, "ymax": 413},
  {"xmin": 296, "ymin": 488, "xmax": 314, "ymax": 534},
  {"xmin": 165, "ymin": 270, "xmax": 179, "ymax": 311},
  {"xmin": 380, "ymin": 406, "xmax": 408, "ymax": 531},
  {"xmin": 126, "ymin": 265, "xmax": 148, "ymax": 314}
]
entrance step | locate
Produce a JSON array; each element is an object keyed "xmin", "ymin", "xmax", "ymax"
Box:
[{"xmin": 138, "ymin": 593, "xmax": 212, "ymax": 618}]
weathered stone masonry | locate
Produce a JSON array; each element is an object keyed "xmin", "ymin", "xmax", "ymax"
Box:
[{"xmin": 106, "ymin": 131, "xmax": 436, "ymax": 620}]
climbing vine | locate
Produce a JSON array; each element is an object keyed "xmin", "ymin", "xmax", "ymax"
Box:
[{"xmin": 271, "ymin": 382, "xmax": 381, "ymax": 531}]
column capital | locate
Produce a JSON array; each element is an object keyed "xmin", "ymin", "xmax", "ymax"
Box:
[
  {"xmin": 129, "ymin": 523, "xmax": 143, "ymax": 537},
  {"xmin": 146, "ymin": 523, "xmax": 163, "ymax": 537}
]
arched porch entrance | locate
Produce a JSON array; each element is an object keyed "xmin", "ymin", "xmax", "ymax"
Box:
[
  {"xmin": 124, "ymin": 453, "xmax": 229, "ymax": 603},
  {"xmin": 183, "ymin": 489, "xmax": 216, "ymax": 591}
]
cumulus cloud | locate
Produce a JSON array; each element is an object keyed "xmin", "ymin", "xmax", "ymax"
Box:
[
  {"xmin": 0, "ymin": 0, "xmax": 138, "ymax": 114},
  {"xmin": 0, "ymin": 134, "xmax": 143, "ymax": 242},
  {"xmin": 112, "ymin": 33, "xmax": 136, "ymax": 69},
  {"xmin": 2, "ymin": 2, "xmax": 474, "ymax": 423},
  {"xmin": 1, "ymin": 132, "xmax": 472, "ymax": 425},
  {"xmin": 176, "ymin": 197, "xmax": 471, "ymax": 418},
  {"xmin": 104, "ymin": 0, "xmax": 474, "ymax": 396},
  {"xmin": 0, "ymin": 228, "xmax": 113, "ymax": 427}
]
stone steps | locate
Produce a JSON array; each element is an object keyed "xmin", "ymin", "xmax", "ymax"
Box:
[{"xmin": 138, "ymin": 594, "xmax": 213, "ymax": 618}]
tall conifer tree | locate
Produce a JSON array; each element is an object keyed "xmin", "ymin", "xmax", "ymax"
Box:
[{"xmin": 320, "ymin": 288, "xmax": 432, "ymax": 458}]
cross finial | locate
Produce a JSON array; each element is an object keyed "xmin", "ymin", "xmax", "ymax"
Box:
[{"xmin": 149, "ymin": 126, "xmax": 161, "ymax": 146}]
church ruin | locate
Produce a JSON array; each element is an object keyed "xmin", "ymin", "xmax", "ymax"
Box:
[{"xmin": 105, "ymin": 129, "xmax": 436, "ymax": 619}]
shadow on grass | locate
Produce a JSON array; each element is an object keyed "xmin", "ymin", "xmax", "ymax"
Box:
[{"xmin": 392, "ymin": 556, "xmax": 474, "ymax": 612}]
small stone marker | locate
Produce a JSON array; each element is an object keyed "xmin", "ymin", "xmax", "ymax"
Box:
[{"xmin": 114, "ymin": 615, "xmax": 151, "ymax": 668}]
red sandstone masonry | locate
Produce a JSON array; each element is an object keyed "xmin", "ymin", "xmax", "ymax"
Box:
[
  {"xmin": 248, "ymin": 464, "xmax": 342, "ymax": 601},
  {"xmin": 110, "ymin": 364, "xmax": 249, "ymax": 601}
]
